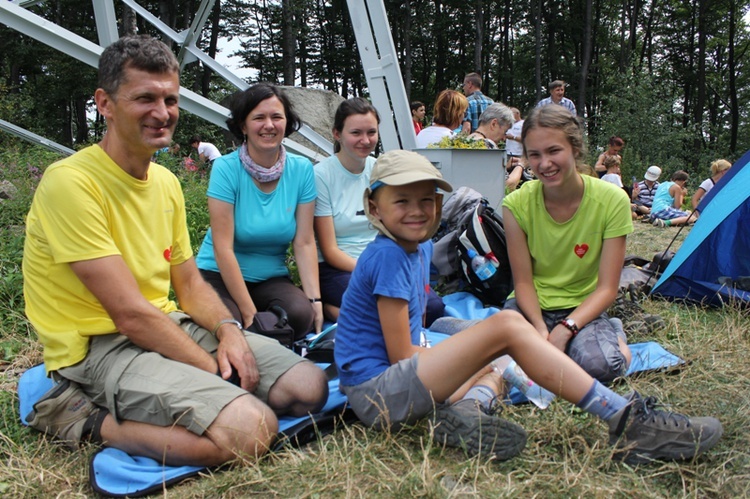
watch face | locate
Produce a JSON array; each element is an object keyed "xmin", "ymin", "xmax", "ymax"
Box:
[{"xmin": 561, "ymin": 318, "xmax": 578, "ymax": 333}]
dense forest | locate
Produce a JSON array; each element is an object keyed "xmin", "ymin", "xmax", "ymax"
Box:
[{"xmin": 1, "ymin": 0, "xmax": 749, "ymax": 177}]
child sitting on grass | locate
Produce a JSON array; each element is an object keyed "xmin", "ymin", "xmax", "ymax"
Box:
[
  {"xmin": 335, "ymin": 149, "xmax": 722, "ymax": 464},
  {"xmin": 502, "ymin": 106, "xmax": 632, "ymax": 383},
  {"xmin": 651, "ymin": 170, "xmax": 695, "ymax": 227}
]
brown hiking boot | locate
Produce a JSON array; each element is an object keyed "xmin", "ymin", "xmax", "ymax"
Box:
[
  {"xmin": 432, "ymin": 398, "xmax": 527, "ymax": 461},
  {"xmin": 26, "ymin": 378, "xmax": 107, "ymax": 450},
  {"xmin": 608, "ymin": 392, "xmax": 722, "ymax": 464}
]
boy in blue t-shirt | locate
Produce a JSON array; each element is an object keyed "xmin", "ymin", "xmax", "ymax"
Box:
[{"xmin": 335, "ymin": 149, "xmax": 721, "ymax": 463}]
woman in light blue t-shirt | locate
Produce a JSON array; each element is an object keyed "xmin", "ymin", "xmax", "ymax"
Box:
[
  {"xmin": 314, "ymin": 98, "xmax": 445, "ymax": 323},
  {"xmin": 196, "ymin": 84, "xmax": 323, "ymax": 338}
]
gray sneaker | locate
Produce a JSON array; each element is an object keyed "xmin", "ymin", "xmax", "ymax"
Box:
[
  {"xmin": 432, "ymin": 398, "xmax": 527, "ymax": 461},
  {"xmin": 608, "ymin": 392, "xmax": 722, "ymax": 464},
  {"xmin": 26, "ymin": 378, "xmax": 107, "ymax": 450}
]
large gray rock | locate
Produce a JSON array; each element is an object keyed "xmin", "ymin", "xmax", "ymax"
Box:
[
  {"xmin": 0, "ymin": 180, "xmax": 18, "ymax": 200},
  {"xmin": 282, "ymin": 86, "xmax": 344, "ymax": 157}
]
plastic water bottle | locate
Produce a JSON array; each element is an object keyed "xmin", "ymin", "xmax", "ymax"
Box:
[
  {"xmin": 467, "ymin": 249, "xmax": 496, "ymax": 281},
  {"xmin": 491, "ymin": 355, "xmax": 556, "ymax": 409}
]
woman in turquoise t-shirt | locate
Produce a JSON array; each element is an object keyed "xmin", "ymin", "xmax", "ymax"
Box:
[{"xmin": 196, "ymin": 84, "xmax": 323, "ymax": 338}]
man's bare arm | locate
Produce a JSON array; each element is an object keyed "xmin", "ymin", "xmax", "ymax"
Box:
[
  {"xmin": 171, "ymin": 257, "xmax": 261, "ymax": 392},
  {"xmin": 70, "ymin": 255, "xmax": 217, "ymax": 373}
]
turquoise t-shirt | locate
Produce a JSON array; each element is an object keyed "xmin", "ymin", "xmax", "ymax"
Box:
[
  {"xmin": 196, "ymin": 150, "xmax": 316, "ymax": 282},
  {"xmin": 503, "ymin": 174, "xmax": 633, "ymax": 310},
  {"xmin": 651, "ymin": 181, "xmax": 676, "ymax": 213},
  {"xmin": 313, "ymin": 155, "xmax": 376, "ymax": 262}
]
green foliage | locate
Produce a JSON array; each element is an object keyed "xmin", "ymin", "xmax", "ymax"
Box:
[
  {"xmin": 591, "ymin": 69, "xmax": 694, "ymax": 181},
  {"xmin": 180, "ymin": 172, "xmax": 211, "ymax": 255},
  {"xmin": 0, "ymin": 144, "xmax": 57, "ymax": 358},
  {"xmin": 429, "ymin": 134, "xmax": 491, "ymax": 150},
  {"xmin": 3, "ymin": 0, "xmax": 749, "ymax": 167}
]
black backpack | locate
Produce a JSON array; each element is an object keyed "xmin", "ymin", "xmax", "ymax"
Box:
[
  {"xmin": 431, "ymin": 187, "xmax": 484, "ymax": 292},
  {"xmin": 456, "ymin": 203, "xmax": 514, "ymax": 307}
]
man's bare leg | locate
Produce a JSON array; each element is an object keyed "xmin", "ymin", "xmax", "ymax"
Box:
[
  {"xmin": 99, "ymin": 394, "xmax": 277, "ymax": 467},
  {"xmin": 266, "ymin": 362, "xmax": 328, "ymax": 417}
]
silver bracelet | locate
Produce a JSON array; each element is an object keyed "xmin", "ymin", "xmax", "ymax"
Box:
[{"xmin": 211, "ymin": 318, "xmax": 242, "ymax": 335}]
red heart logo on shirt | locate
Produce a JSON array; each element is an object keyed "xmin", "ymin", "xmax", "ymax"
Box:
[
  {"xmin": 163, "ymin": 246, "xmax": 172, "ymax": 262},
  {"xmin": 574, "ymin": 244, "xmax": 589, "ymax": 258}
]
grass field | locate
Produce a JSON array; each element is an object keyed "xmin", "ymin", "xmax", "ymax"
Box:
[{"xmin": 0, "ymin": 145, "xmax": 748, "ymax": 497}]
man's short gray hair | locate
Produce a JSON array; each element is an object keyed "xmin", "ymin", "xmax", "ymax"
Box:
[
  {"xmin": 98, "ymin": 35, "xmax": 179, "ymax": 97},
  {"xmin": 478, "ymin": 103, "xmax": 514, "ymax": 128},
  {"xmin": 548, "ymin": 80, "xmax": 566, "ymax": 91}
]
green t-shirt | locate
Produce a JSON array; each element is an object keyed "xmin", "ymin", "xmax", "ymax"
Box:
[{"xmin": 503, "ymin": 175, "xmax": 633, "ymax": 310}]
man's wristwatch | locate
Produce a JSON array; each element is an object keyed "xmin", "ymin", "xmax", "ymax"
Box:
[{"xmin": 558, "ymin": 318, "xmax": 579, "ymax": 336}]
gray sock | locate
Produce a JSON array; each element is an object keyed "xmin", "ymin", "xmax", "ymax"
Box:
[
  {"xmin": 461, "ymin": 384, "xmax": 496, "ymax": 411},
  {"xmin": 576, "ymin": 380, "xmax": 628, "ymax": 421}
]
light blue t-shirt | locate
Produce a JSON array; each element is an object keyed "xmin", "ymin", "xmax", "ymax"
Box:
[
  {"xmin": 196, "ymin": 149, "xmax": 316, "ymax": 282},
  {"xmin": 335, "ymin": 235, "xmax": 432, "ymax": 387},
  {"xmin": 651, "ymin": 181, "xmax": 676, "ymax": 214},
  {"xmin": 313, "ymin": 155, "xmax": 376, "ymax": 262}
]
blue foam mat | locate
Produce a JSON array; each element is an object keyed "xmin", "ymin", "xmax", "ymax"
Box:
[
  {"xmin": 18, "ymin": 292, "xmax": 684, "ymax": 497},
  {"xmin": 18, "ymin": 364, "xmax": 349, "ymax": 497}
]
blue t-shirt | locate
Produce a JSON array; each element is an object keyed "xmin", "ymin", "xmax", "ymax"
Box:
[
  {"xmin": 335, "ymin": 235, "xmax": 432, "ymax": 387},
  {"xmin": 196, "ymin": 149, "xmax": 316, "ymax": 282}
]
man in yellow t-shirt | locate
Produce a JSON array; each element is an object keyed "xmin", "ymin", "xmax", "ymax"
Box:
[{"xmin": 22, "ymin": 35, "xmax": 327, "ymax": 467}]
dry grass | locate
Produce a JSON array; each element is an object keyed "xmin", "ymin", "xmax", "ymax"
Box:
[{"xmin": 1, "ymin": 221, "xmax": 749, "ymax": 498}]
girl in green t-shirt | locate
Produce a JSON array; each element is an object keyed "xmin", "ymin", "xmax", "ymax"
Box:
[{"xmin": 502, "ymin": 105, "xmax": 633, "ymax": 383}]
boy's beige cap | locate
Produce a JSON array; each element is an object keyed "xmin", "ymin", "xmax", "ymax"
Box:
[
  {"xmin": 368, "ymin": 150, "xmax": 454, "ymax": 193},
  {"xmin": 363, "ymin": 150, "xmax": 453, "ymax": 243}
]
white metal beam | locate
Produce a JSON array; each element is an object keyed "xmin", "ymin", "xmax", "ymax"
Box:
[
  {"xmin": 0, "ymin": 119, "xmax": 75, "ymax": 156},
  {"xmin": 0, "ymin": 0, "xmax": 330, "ymax": 157},
  {"xmin": 346, "ymin": 0, "xmax": 415, "ymax": 151},
  {"xmin": 92, "ymin": 0, "xmax": 119, "ymax": 47}
]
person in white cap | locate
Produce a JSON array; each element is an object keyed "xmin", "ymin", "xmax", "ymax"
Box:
[
  {"xmin": 334, "ymin": 148, "xmax": 722, "ymax": 466},
  {"xmin": 632, "ymin": 165, "xmax": 661, "ymax": 216}
]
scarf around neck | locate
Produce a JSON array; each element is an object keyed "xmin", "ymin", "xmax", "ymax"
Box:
[{"xmin": 239, "ymin": 142, "xmax": 286, "ymax": 183}]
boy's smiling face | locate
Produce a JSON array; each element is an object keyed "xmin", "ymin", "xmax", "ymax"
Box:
[{"xmin": 368, "ymin": 180, "xmax": 437, "ymax": 252}]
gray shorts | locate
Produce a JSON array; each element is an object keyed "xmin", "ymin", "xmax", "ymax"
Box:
[
  {"xmin": 340, "ymin": 354, "xmax": 443, "ymax": 431},
  {"xmin": 57, "ymin": 312, "xmax": 305, "ymax": 435},
  {"xmin": 504, "ymin": 298, "xmax": 627, "ymax": 382}
]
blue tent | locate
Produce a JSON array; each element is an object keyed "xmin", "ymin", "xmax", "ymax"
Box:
[{"xmin": 651, "ymin": 150, "xmax": 750, "ymax": 306}]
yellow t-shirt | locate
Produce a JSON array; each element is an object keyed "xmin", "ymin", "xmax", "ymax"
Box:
[{"xmin": 23, "ymin": 145, "xmax": 193, "ymax": 371}]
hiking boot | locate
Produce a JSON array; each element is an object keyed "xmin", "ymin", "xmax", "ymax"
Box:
[
  {"xmin": 26, "ymin": 378, "xmax": 108, "ymax": 450},
  {"xmin": 642, "ymin": 314, "xmax": 666, "ymax": 331},
  {"xmin": 608, "ymin": 392, "xmax": 722, "ymax": 464},
  {"xmin": 652, "ymin": 218, "xmax": 666, "ymax": 228},
  {"xmin": 432, "ymin": 398, "xmax": 527, "ymax": 461}
]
